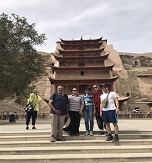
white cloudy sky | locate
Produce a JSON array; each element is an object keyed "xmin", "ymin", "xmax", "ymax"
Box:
[{"xmin": 0, "ymin": 0, "xmax": 152, "ymax": 53}]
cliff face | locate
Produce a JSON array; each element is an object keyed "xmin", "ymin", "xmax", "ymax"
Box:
[
  {"xmin": 119, "ymin": 54, "xmax": 152, "ymax": 69},
  {"xmin": 36, "ymin": 51, "xmax": 152, "ymax": 112},
  {"xmin": 115, "ymin": 52, "xmax": 152, "ymax": 111},
  {"xmin": 1, "ymin": 51, "xmax": 151, "ymax": 113}
]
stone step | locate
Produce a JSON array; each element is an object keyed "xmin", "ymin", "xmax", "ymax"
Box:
[
  {"xmin": 0, "ymin": 145, "xmax": 152, "ymax": 155},
  {"xmin": 0, "ymin": 130, "xmax": 151, "ymax": 136},
  {"xmin": 0, "ymin": 139, "xmax": 152, "ymax": 147},
  {"xmin": 0, "ymin": 134, "xmax": 152, "ymax": 141},
  {"xmin": 0, "ymin": 120, "xmax": 151, "ymax": 163},
  {"xmin": 0, "ymin": 153, "xmax": 152, "ymax": 163},
  {"xmin": 0, "ymin": 121, "xmax": 151, "ymax": 162}
]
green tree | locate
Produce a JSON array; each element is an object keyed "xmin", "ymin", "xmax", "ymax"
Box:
[{"xmin": 0, "ymin": 13, "xmax": 47, "ymax": 101}]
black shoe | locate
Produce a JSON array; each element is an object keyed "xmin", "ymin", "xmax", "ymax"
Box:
[
  {"xmin": 57, "ymin": 138, "xmax": 65, "ymax": 141},
  {"xmin": 26, "ymin": 127, "xmax": 29, "ymax": 130},
  {"xmin": 106, "ymin": 135, "xmax": 113, "ymax": 141},
  {"xmin": 70, "ymin": 133, "xmax": 75, "ymax": 136},
  {"xmin": 32, "ymin": 126, "xmax": 36, "ymax": 129},
  {"xmin": 113, "ymin": 136, "xmax": 119, "ymax": 142}
]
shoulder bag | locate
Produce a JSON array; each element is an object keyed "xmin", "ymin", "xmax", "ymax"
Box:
[{"xmin": 102, "ymin": 92, "xmax": 110, "ymax": 108}]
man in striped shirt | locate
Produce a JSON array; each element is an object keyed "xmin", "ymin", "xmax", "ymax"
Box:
[{"xmin": 68, "ymin": 88, "xmax": 84, "ymax": 136}]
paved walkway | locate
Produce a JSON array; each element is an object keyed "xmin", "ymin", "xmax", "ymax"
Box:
[{"xmin": 0, "ymin": 119, "xmax": 151, "ymax": 133}]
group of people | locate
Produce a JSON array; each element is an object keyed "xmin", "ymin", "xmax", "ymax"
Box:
[
  {"xmin": 25, "ymin": 84, "xmax": 119, "ymax": 142},
  {"xmin": 48, "ymin": 84, "xmax": 120, "ymax": 142},
  {"xmin": 1, "ymin": 111, "xmax": 19, "ymax": 121}
]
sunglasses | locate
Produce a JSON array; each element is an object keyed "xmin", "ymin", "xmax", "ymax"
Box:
[
  {"xmin": 72, "ymin": 90, "xmax": 78, "ymax": 91},
  {"xmin": 102, "ymin": 87, "xmax": 107, "ymax": 88}
]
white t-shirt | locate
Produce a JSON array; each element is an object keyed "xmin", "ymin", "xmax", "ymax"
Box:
[{"xmin": 100, "ymin": 92, "xmax": 119, "ymax": 111}]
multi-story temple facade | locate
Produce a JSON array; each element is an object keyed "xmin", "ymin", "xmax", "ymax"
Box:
[
  {"xmin": 35, "ymin": 38, "xmax": 152, "ymax": 112},
  {"xmin": 49, "ymin": 37, "xmax": 118, "ymax": 95}
]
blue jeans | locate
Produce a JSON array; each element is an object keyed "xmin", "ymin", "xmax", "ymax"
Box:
[{"xmin": 83, "ymin": 106, "xmax": 94, "ymax": 132}]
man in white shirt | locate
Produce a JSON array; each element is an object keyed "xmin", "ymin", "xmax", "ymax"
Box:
[{"xmin": 100, "ymin": 84, "xmax": 120, "ymax": 142}]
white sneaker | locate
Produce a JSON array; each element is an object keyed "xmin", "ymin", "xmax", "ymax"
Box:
[
  {"xmin": 84, "ymin": 131, "xmax": 89, "ymax": 136},
  {"xmin": 50, "ymin": 137, "xmax": 56, "ymax": 142},
  {"xmin": 90, "ymin": 131, "xmax": 94, "ymax": 136}
]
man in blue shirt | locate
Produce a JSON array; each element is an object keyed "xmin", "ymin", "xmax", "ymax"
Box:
[{"xmin": 49, "ymin": 85, "xmax": 68, "ymax": 142}]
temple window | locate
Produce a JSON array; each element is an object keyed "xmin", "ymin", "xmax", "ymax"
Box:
[
  {"xmin": 78, "ymin": 62, "xmax": 85, "ymax": 67},
  {"xmin": 81, "ymin": 71, "xmax": 84, "ymax": 76}
]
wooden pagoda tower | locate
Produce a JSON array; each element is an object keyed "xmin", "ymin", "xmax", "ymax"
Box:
[{"xmin": 49, "ymin": 37, "xmax": 118, "ymax": 95}]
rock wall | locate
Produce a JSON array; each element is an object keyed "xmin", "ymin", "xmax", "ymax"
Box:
[
  {"xmin": 28, "ymin": 51, "xmax": 152, "ymax": 112},
  {"xmin": 34, "ymin": 52, "xmax": 51, "ymax": 112},
  {"xmin": 119, "ymin": 52, "xmax": 152, "ymax": 69},
  {"xmin": 2, "ymin": 51, "xmax": 151, "ymax": 113},
  {"xmin": 115, "ymin": 52, "xmax": 152, "ymax": 111}
]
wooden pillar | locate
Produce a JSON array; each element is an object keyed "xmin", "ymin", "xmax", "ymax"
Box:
[{"xmin": 65, "ymin": 85, "xmax": 68, "ymax": 94}]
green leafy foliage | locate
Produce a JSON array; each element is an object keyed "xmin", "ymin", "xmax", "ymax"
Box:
[{"xmin": 0, "ymin": 13, "xmax": 47, "ymax": 101}]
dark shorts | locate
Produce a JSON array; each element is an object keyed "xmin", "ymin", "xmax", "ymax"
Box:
[{"xmin": 102, "ymin": 110, "xmax": 118, "ymax": 123}]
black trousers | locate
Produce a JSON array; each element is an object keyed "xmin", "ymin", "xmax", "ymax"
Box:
[
  {"xmin": 69, "ymin": 111, "xmax": 81, "ymax": 134},
  {"xmin": 26, "ymin": 111, "xmax": 37, "ymax": 126},
  {"xmin": 95, "ymin": 109, "xmax": 106, "ymax": 130}
]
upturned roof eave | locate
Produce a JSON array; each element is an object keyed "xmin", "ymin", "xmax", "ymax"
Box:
[
  {"xmin": 52, "ymin": 53, "xmax": 109, "ymax": 60},
  {"xmin": 57, "ymin": 48, "xmax": 104, "ymax": 54},
  {"xmin": 50, "ymin": 64, "xmax": 115, "ymax": 71},
  {"xmin": 48, "ymin": 76, "xmax": 118, "ymax": 84},
  {"xmin": 60, "ymin": 37, "xmax": 103, "ymax": 43}
]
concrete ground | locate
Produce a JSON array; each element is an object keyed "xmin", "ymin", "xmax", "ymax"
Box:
[{"xmin": 0, "ymin": 119, "xmax": 151, "ymax": 133}]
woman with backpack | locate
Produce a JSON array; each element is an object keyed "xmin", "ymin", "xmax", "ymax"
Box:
[{"xmin": 25, "ymin": 93, "xmax": 42, "ymax": 130}]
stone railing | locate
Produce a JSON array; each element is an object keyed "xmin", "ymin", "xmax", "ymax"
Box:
[
  {"xmin": 0, "ymin": 112, "xmax": 50, "ymax": 121},
  {"xmin": 1, "ymin": 112, "xmax": 152, "ymax": 122},
  {"xmin": 118, "ymin": 112, "xmax": 152, "ymax": 119}
]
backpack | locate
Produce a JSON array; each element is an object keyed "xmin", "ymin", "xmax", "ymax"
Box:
[
  {"xmin": 25, "ymin": 98, "xmax": 36, "ymax": 112},
  {"xmin": 25, "ymin": 103, "xmax": 35, "ymax": 112}
]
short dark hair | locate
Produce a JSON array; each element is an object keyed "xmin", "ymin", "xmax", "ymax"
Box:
[
  {"xmin": 100, "ymin": 84, "xmax": 109, "ymax": 88},
  {"xmin": 85, "ymin": 87, "xmax": 91, "ymax": 91}
]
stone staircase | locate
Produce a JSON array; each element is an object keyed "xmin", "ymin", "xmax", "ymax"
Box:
[{"xmin": 0, "ymin": 127, "xmax": 152, "ymax": 163}]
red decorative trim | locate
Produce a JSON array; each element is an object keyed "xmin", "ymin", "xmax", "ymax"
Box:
[
  {"xmin": 57, "ymin": 48, "xmax": 104, "ymax": 55},
  {"xmin": 60, "ymin": 42, "xmax": 102, "ymax": 48},
  {"xmin": 48, "ymin": 76, "xmax": 118, "ymax": 85},
  {"xmin": 51, "ymin": 64, "xmax": 115, "ymax": 72},
  {"xmin": 53, "ymin": 53, "xmax": 109, "ymax": 61}
]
